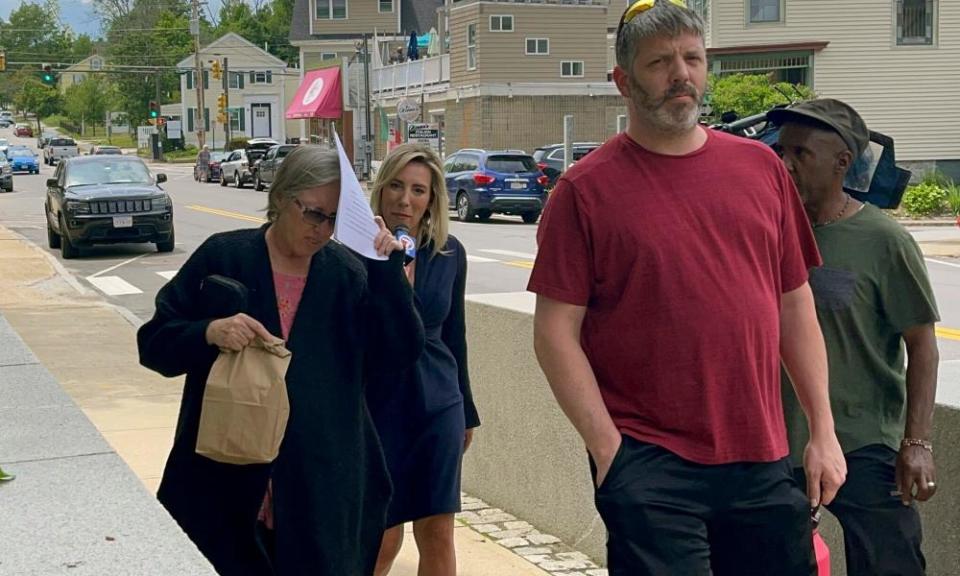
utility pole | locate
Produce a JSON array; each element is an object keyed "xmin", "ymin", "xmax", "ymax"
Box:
[
  {"xmin": 223, "ymin": 57, "xmax": 230, "ymax": 145},
  {"xmin": 191, "ymin": 0, "xmax": 206, "ymax": 148},
  {"xmin": 362, "ymin": 33, "xmax": 373, "ymax": 179},
  {"xmin": 155, "ymin": 70, "xmax": 164, "ymax": 160}
]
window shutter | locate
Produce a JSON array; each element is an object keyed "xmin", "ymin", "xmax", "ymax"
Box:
[
  {"xmin": 203, "ymin": 70, "xmax": 209, "ymax": 89},
  {"xmin": 186, "ymin": 71, "xmax": 193, "ymax": 90},
  {"xmin": 239, "ymin": 73, "xmax": 245, "ymax": 89},
  {"xmin": 187, "ymin": 108, "xmax": 194, "ymax": 132},
  {"xmin": 266, "ymin": 71, "xmax": 272, "ymax": 84},
  {"xmin": 239, "ymin": 109, "xmax": 245, "ymax": 132},
  {"xmin": 204, "ymin": 108, "xmax": 210, "ymax": 132},
  {"xmin": 249, "ymin": 71, "xmax": 255, "ymax": 84}
]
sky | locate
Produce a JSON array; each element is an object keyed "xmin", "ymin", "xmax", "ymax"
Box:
[{"xmin": 0, "ymin": 0, "xmax": 227, "ymax": 38}]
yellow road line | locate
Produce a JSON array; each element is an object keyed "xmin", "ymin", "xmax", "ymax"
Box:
[
  {"xmin": 504, "ymin": 260, "xmax": 535, "ymax": 270},
  {"xmin": 937, "ymin": 327, "xmax": 960, "ymax": 341},
  {"xmin": 185, "ymin": 204, "xmax": 266, "ymax": 224}
]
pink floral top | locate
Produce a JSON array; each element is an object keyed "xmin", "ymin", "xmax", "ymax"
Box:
[{"xmin": 273, "ymin": 271, "xmax": 307, "ymax": 341}]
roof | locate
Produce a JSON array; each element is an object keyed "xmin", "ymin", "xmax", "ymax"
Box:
[
  {"xmin": 62, "ymin": 54, "xmax": 107, "ymax": 73},
  {"xmin": 289, "ymin": 0, "xmax": 311, "ymax": 42},
  {"xmin": 175, "ymin": 32, "xmax": 288, "ymax": 69},
  {"xmin": 401, "ymin": 0, "xmax": 443, "ymax": 35}
]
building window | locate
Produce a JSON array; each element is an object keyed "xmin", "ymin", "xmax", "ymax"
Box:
[
  {"xmin": 525, "ymin": 38, "xmax": 549, "ymax": 55},
  {"xmin": 229, "ymin": 71, "xmax": 245, "ymax": 90},
  {"xmin": 250, "ymin": 71, "xmax": 273, "ymax": 84},
  {"xmin": 749, "ymin": 0, "xmax": 782, "ymax": 23},
  {"xmin": 710, "ymin": 51, "xmax": 812, "ymax": 86},
  {"xmin": 90, "ymin": 58, "xmax": 102, "ymax": 71},
  {"xmin": 379, "ymin": 0, "xmax": 393, "ymax": 13},
  {"xmin": 561, "ymin": 61, "xmax": 584, "ymax": 77},
  {"xmin": 321, "ymin": 52, "xmax": 338, "ymax": 61},
  {"xmin": 73, "ymin": 74, "xmax": 85, "ymax": 84},
  {"xmin": 187, "ymin": 108, "xmax": 210, "ymax": 133},
  {"xmin": 489, "ymin": 15, "xmax": 513, "ymax": 32},
  {"xmin": 229, "ymin": 107, "xmax": 245, "ymax": 133},
  {"xmin": 467, "ymin": 23, "xmax": 477, "ymax": 70},
  {"xmin": 897, "ymin": 0, "xmax": 935, "ymax": 45},
  {"xmin": 316, "ymin": 0, "xmax": 347, "ymax": 19}
]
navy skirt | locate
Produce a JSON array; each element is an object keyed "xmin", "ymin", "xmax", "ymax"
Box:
[{"xmin": 374, "ymin": 401, "xmax": 466, "ymax": 527}]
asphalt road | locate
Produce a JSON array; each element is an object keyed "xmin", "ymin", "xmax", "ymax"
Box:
[{"xmin": 0, "ymin": 124, "xmax": 957, "ymax": 367}]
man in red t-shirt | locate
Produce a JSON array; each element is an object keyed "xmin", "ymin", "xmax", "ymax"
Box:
[{"xmin": 528, "ymin": 2, "xmax": 846, "ymax": 575}]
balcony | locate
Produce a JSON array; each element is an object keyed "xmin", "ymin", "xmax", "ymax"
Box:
[{"xmin": 372, "ymin": 54, "xmax": 450, "ymax": 97}]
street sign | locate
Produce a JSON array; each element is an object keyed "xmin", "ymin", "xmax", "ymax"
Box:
[
  {"xmin": 397, "ymin": 98, "xmax": 421, "ymax": 122},
  {"xmin": 137, "ymin": 125, "xmax": 157, "ymax": 149},
  {"xmin": 407, "ymin": 123, "xmax": 440, "ymax": 151},
  {"xmin": 166, "ymin": 120, "xmax": 183, "ymax": 140}
]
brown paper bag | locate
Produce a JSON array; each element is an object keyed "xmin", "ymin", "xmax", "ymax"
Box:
[{"xmin": 196, "ymin": 336, "xmax": 292, "ymax": 465}]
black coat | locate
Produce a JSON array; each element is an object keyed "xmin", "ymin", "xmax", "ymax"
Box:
[{"xmin": 137, "ymin": 226, "xmax": 425, "ymax": 576}]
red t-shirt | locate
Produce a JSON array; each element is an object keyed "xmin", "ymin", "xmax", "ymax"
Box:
[{"xmin": 528, "ymin": 129, "xmax": 820, "ymax": 465}]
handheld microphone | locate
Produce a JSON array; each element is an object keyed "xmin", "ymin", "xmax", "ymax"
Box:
[{"xmin": 394, "ymin": 225, "xmax": 416, "ymax": 265}]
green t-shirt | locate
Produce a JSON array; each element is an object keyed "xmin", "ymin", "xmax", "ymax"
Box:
[{"xmin": 782, "ymin": 203, "xmax": 939, "ymax": 465}]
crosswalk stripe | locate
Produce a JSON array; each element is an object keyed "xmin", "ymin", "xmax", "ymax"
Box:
[
  {"xmin": 156, "ymin": 271, "xmax": 177, "ymax": 280},
  {"xmin": 466, "ymin": 255, "xmax": 499, "ymax": 263},
  {"xmin": 86, "ymin": 275, "xmax": 143, "ymax": 296},
  {"xmin": 479, "ymin": 249, "xmax": 537, "ymax": 260}
]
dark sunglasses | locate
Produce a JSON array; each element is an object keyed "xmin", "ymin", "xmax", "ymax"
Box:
[
  {"xmin": 616, "ymin": 0, "xmax": 688, "ymax": 44},
  {"xmin": 293, "ymin": 198, "xmax": 336, "ymax": 227}
]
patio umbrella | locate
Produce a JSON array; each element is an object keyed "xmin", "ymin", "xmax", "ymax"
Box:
[
  {"xmin": 427, "ymin": 28, "xmax": 440, "ymax": 57},
  {"xmin": 407, "ymin": 30, "xmax": 419, "ymax": 61}
]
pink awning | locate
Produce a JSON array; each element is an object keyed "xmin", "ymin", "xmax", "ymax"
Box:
[{"xmin": 286, "ymin": 67, "xmax": 342, "ymax": 120}]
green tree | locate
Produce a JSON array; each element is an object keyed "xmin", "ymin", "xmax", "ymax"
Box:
[
  {"xmin": 15, "ymin": 76, "xmax": 62, "ymax": 134},
  {"xmin": 0, "ymin": 1, "xmax": 72, "ymax": 66},
  {"xmin": 215, "ymin": 0, "xmax": 298, "ymax": 66},
  {"xmin": 707, "ymin": 73, "xmax": 816, "ymax": 120},
  {"xmin": 63, "ymin": 76, "xmax": 113, "ymax": 135}
]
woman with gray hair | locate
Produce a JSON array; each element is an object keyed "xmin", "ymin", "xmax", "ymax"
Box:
[{"xmin": 138, "ymin": 145, "xmax": 424, "ymax": 576}]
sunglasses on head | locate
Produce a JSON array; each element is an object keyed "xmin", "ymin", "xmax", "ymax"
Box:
[
  {"xmin": 293, "ymin": 198, "xmax": 337, "ymax": 227},
  {"xmin": 616, "ymin": 0, "xmax": 688, "ymax": 43}
]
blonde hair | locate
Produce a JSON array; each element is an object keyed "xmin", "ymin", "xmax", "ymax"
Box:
[
  {"xmin": 370, "ymin": 143, "xmax": 450, "ymax": 258},
  {"xmin": 265, "ymin": 145, "xmax": 340, "ymax": 222}
]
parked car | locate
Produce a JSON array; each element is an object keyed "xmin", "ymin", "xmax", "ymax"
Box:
[
  {"xmin": 532, "ymin": 142, "xmax": 600, "ymax": 187},
  {"xmin": 44, "ymin": 137, "xmax": 80, "ymax": 165},
  {"xmin": 254, "ymin": 144, "xmax": 296, "ymax": 191},
  {"xmin": 90, "ymin": 145, "xmax": 122, "ymax": 155},
  {"xmin": 193, "ymin": 151, "xmax": 226, "ymax": 182},
  {"xmin": 443, "ymin": 148, "xmax": 548, "ymax": 223},
  {"xmin": 14, "ymin": 124, "xmax": 34, "ymax": 137},
  {"xmin": 44, "ymin": 156, "xmax": 174, "ymax": 259},
  {"xmin": 0, "ymin": 111, "xmax": 13, "ymax": 128},
  {"xmin": 6, "ymin": 148, "xmax": 40, "ymax": 174},
  {"xmin": 219, "ymin": 139, "xmax": 278, "ymax": 188},
  {"xmin": 0, "ymin": 153, "xmax": 13, "ymax": 192},
  {"xmin": 0, "ymin": 138, "xmax": 9, "ymax": 156}
]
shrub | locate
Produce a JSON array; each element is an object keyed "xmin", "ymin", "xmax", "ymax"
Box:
[
  {"xmin": 901, "ymin": 182, "xmax": 948, "ymax": 217},
  {"xmin": 225, "ymin": 138, "xmax": 249, "ymax": 151},
  {"xmin": 945, "ymin": 182, "xmax": 960, "ymax": 216}
]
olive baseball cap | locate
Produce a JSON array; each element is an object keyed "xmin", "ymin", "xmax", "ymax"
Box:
[{"xmin": 767, "ymin": 98, "xmax": 869, "ymax": 158}]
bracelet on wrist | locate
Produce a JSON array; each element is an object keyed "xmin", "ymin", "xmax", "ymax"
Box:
[{"xmin": 900, "ymin": 438, "xmax": 933, "ymax": 454}]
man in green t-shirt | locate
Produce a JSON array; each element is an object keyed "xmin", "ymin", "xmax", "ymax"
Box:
[{"xmin": 771, "ymin": 99, "xmax": 940, "ymax": 576}]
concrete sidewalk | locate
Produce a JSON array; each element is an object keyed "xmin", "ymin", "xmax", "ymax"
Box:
[{"xmin": 0, "ymin": 224, "xmax": 557, "ymax": 575}]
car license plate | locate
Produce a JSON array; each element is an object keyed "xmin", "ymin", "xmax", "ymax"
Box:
[
  {"xmin": 113, "ymin": 216, "xmax": 133, "ymax": 228},
  {"xmin": 510, "ymin": 181, "xmax": 526, "ymax": 190}
]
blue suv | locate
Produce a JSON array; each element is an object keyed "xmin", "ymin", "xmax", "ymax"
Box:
[{"xmin": 443, "ymin": 149, "xmax": 548, "ymax": 223}]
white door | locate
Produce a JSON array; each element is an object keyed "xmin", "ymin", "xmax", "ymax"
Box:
[{"xmin": 251, "ymin": 103, "xmax": 272, "ymax": 138}]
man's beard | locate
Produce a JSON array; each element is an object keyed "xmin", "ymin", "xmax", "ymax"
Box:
[{"xmin": 628, "ymin": 75, "xmax": 702, "ymax": 134}]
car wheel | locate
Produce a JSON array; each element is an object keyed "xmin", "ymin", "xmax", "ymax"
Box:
[
  {"xmin": 156, "ymin": 229, "xmax": 175, "ymax": 253},
  {"xmin": 234, "ymin": 171, "xmax": 243, "ymax": 188},
  {"xmin": 220, "ymin": 172, "xmax": 227, "ymax": 187},
  {"xmin": 457, "ymin": 192, "xmax": 476, "ymax": 221},
  {"xmin": 521, "ymin": 211, "xmax": 541, "ymax": 224},
  {"xmin": 46, "ymin": 216, "xmax": 61, "ymax": 249},
  {"xmin": 59, "ymin": 216, "xmax": 79, "ymax": 259}
]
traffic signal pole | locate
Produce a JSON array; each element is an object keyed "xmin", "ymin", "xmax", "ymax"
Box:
[
  {"xmin": 223, "ymin": 57, "xmax": 230, "ymax": 145},
  {"xmin": 192, "ymin": 0, "xmax": 206, "ymax": 148}
]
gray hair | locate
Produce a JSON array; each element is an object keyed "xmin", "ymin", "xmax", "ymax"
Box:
[
  {"xmin": 616, "ymin": 1, "xmax": 705, "ymax": 76},
  {"xmin": 265, "ymin": 145, "xmax": 340, "ymax": 222}
]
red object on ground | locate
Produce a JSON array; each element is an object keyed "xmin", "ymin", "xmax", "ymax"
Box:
[{"xmin": 814, "ymin": 530, "xmax": 830, "ymax": 575}]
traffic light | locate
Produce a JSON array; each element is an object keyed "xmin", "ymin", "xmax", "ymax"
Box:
[
  {"xmin": 0, "ymin": 52, "xmax": 6, "ymax": 72},
  {"xmin": 210, "ymin": 60, "xmax": 222, "ymax": 80},
  {"xmin": 148, "ymin": 101, "xmax": 160, "ymax": 119},
  {"xmin": 156, "ymin": 117, "xmax": 166, "ymax": 127},
  {"xmin": 40, "ymin": 64, "xmax": 56, "ymax": 85},
  {"xmin": 216, "ymin": 113, "xmax": 227, "ymax": 125},
  {"xmin": 217, "ymin": 93, "xmax": 227, "ymax": 115}
]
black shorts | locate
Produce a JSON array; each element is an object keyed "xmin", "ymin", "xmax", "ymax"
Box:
[{"xmin": 592, "ymin": 434, "xmax": 816, "ymax": 576}]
